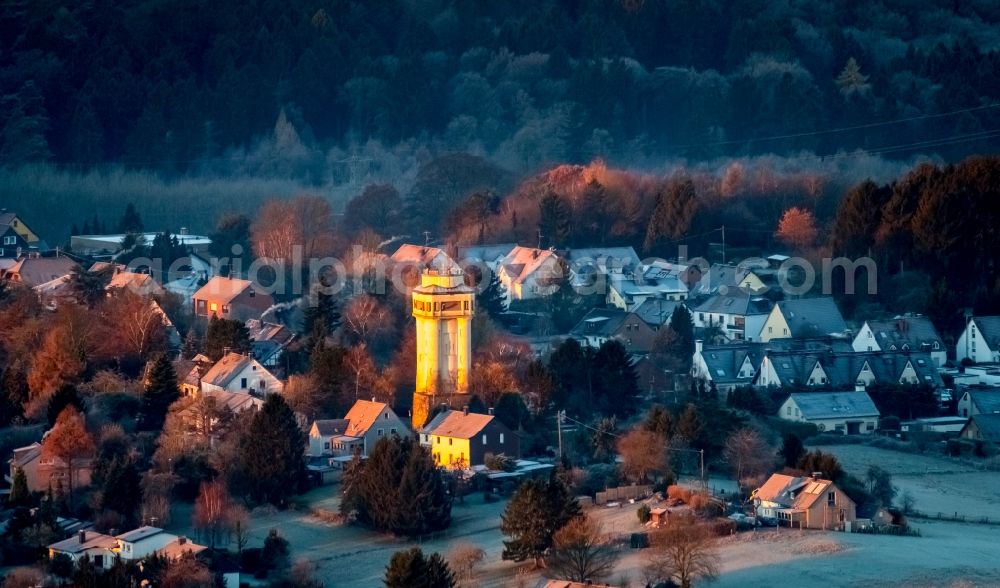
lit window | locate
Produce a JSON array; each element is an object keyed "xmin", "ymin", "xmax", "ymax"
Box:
[
  {"xmin": 482, "ymin": 434, "xmax": 487, "ymax": 445},
  {"xmin": 500, "ymin": 433, "xmax": 504, "ymax": 444},
  {"xmin": 210, "ymin": 302, "xmax": 218, "ymax": 312}
]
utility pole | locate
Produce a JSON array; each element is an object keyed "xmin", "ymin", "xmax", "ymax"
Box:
[
  {"xmin": 700, "ymin": 449, "xmax": 706, "ymax": 488},
  {"xmin": 557, "ymin": 410, "xmax": 565, "ymax": 458},
  {"xmin": 720, "ymin": 225, "xmax": 726, "ymax": 264}
]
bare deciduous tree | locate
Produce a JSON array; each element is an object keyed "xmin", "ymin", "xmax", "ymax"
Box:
[
  {"xmin": 342, "ymin": 294, "xmax": 394, "ymax": 347},
  {"xmin": 546, "ymin": 515, "xmax": 620, "ymax": 583},
  {"xmin": 723, "ymin": 427, "xmax": 774, "ymax": 491},
  {"xmin": 644, "ymin": 520, "xmax": 719, "ymax": 588},
  {"xmin": 448, "ymin": 542, "xmax": 486, "ymax": 587},
  {"xmin": 193, "ymin": 480, "xmax": 232, "ymax": 548}
]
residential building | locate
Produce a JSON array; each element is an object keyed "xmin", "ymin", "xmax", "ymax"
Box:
[
  {"xmin": 47, "ymin": 530, "xmax": 119, "ymax": 568},
  {"xmin": 757, "ymin": 297, "xmax": 848, "ymax": 342},
  {"xmin": 1, "ymin": 255, "xmax": 77, "ymax": 288},
  {"xmin": 778, "ymin": 391, "xmax": 880, "ymax": 434},
  {"xmin": 756, "ymin": 350, "xmax": 941, "ymax": 389},
  {"xmin": 106, "ymin": 269, "xmax": 166, "ymax": 298},
  {"xmin": 900, "ymin": 416, "xmax": 968, "ymax": 434},
  {"xmin": 691, "ymin": 291, "xmax": 772, "ymax": 341},
  {"xmin": 633, "ymin": 298, "xmax": 685, "ymax": 329},
  {"xmin": 7, "ymin": 442, "xmax": 93, "ymax": 493},
  {"xmin": 70, "ymin": 231, "xmax": 211, "ymax": 257},
  {"xmin": 200, "ymin": 352, "xmax": 284, "ymax": 395},
  {"xmin": 606, "ymin": 270, "xmax": 688, "ymax": 312},
  {"xmin": 391, "ymin": 244, "xmax": 457, "ymax": 272},
  {"xmin": 569, "ymin": 308, "xmax": 657, "ymax": 354},
  {"xmin": 0, "ymin": 210, "xmax": 45, "ymax": 258},
  {"xmin": 246, "ymin": 319, "xmax": 295, "ymax": 367},
  {"xmin": 458, "ymin": 243, "xmax": 517, "ymax": 272},
  {"xmin": 753, "ymin": 473, "xmax": 856, "ymax": 530},
  {"xmin": 959, "ymin": 413, "xmax": 1000, "ymax": 445},
  {"xmin": 307, "ymin": 400, "xmax": 410, "ymax": 458},
  {"xmin": 497, "ymin": 246, "xmax": 562, "ymax": 302},
  {"xmin": 690, "ymin": 262, "xmax": 768, "ymax": 297},
  {"xmin": 566, "ymin": 246, "xmax": 641, "ymax": 279},
  {"xmin": 690, "ymin": 340, "xmax": 764, "ymax": 393},
  {"xmin": 956, "ymin": 316, "xmax": 1000, "ymax": 364},
  {"xmin": 192, "ymin": 276, "xmax": 274, "ymax": 321},
  {"xmin": 957, "ymin": 389, "xmax": 1000, "ymax": 419},
  {"xmin": 421, "ymin": 408, "xmax": 518, "ymax": 469},
  {"xmin": 853, "ymin": 316, "xmax": 947, "ymax": 367},
  {"xmin": 644, "ymin": 259, "xmax": 702, "ymax": 290}
]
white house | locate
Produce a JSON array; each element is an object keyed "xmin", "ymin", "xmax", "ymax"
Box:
[
  {"xmin": 49, "ymin": 527, "xmax": 205, "ymax": 570},
  {"xmin": 200, "ymin": 352, "xmax": 284, "ymax": 395},
  {"xmin": 47, "ymin": 530, "xmax": 119, "ymax": 569},
  {"xmin": 690, "ymin": 340, "xmax": 763, "ymax": 394},
  {"xmin": 691, "ymin": 291, "xmax": 772, "ymax": 341},
  {"xmin": 778, "ymin": 391, "xmax": 880, "ymax": 435},
  {"xmin": 956, "ymin": 316, "xmax": 1000, "ymax": 364},
  {"xmin": 957, "ymin": 389, "xmax": 1000, "ymax": 419},
  {"xmin": 853, "ymin": 316, "xmax": 947, "ymax": 367},
  {"xmin": 497, "ymin": 246, "xmax": 563, "ymax": 303},
  {"xmin": 307, "ymin": 400, "xmax": 410, "ymax": 458}
]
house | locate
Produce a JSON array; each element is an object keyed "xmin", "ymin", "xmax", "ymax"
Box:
[
  {"xmin": 853, "ymin": 316, "xmax": 947, "ymax": 367},
  {"xmin": 106, "ymin": 270, "xmax": 166, "ymax": 298},
  {"xmin": 959, "ymin": 413, "xmax": 1000, "ymax": 445},
  {"xmin": 420, "ymin": 408, "xmax": 519, "ymax": 469},
  {"xmin": 0, "ymin": 210, "xmax": 45, "ymax": 258},
  {"xmin": 458, "ymin": 244, "xmax": 517, "ymax": 272},
  {"xmin": 497, "ymin": 246, "xmax": 563, "ymax": 302},
  {"xmin": 113, "ymin": 527, "xmax": 206, "ymax": 565},
  {"xmin": 757, "ymin": 298, "xmax": 848, "ymax": 342},
  {"xmin": 900, "ymin": 416, "xmax": 968, "ymax": 435},
  {"xmin": 307, "ymin": 400, "xmax": 410, "ymax": 458},
  {"xmin": 957, "ymin": 389, "xmax": 1000, "ymax": 419},
  {"xmin": 690, "ymin": 263, "xmax": 768, "ymax": 297},
  {"xmin": 174, "ymin": 391, "xmax": 263, "ymax": 439},
  {"xmin": 644, "ymin": 259, "xmax": 703, "ymax": 290},
  {"xmin": 753, "ymin": 473, "xmax": 856, "ymax": 530},
  {"xmin": 1, "ymin": 255, "xmax": 78, "ymax": 288},
  {"xmin": 690, "ymin": 340, "xmax": 764, "ymax": 394},
  {"xmin": 569, "ymin": 308, "xmax": 657, "ymax": 354},
  {"xmin": 778, "ymin": 391, "xmax": 880, "ymax": 435},
  {"xmin": 7, "ymin": 442, "xmax": 93, "ymax": 493},
  {"xmin": 605, "ymin": 270, "xmax": 688, "ymax": 312},
  {"xmin": 391, "ymin": 244, "xmax": 457, "ymax": 272},
  {"xmin": 47, "ymin": 530, "xmax": 119, "ymax": 568},
  {"xmin": 691, "ymin": 291, "xmax": 772, "ymax": 341},
  {"xmin": 565, "ymin": 246, "xmax": 641, "ymax": 280},
  {"xmin": 246, "ymin": 320, "xmax": 295, "ymax": 367},
  {"xmin": 756, "ymin": 350, "xmax": 941, "ymax": 389},
  {"xmin": 200, "ymin": 352, "xmax": 284, "ymax": 395},
  {"xmin": 956, "ymin": 316, "xmax": 1000, "ymax": 364},
  {"xmin": 633, "ymin": 298, "xmax": 685, "ymax": 329},
  {"xmin": 192, "ymin": 276, "xmax": 274, "ymax": 321}
]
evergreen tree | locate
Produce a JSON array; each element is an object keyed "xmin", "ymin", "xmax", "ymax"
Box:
[
  {"xmin": 476, "ymin": 271, "xmax": 508, "ymax": 319},
  {"xmin": 204, "ymin": 316, "xmax": 251, "ymax": 361},
  {"xmin": 575, "ymin": 179, "xmax": 611, "ymax": 245},
  {"xmin": 99, "ymin": 457, "xmax": 141, "ymax": 527},
  {"xmin": 831, "ymin": 180, "xmax": 890, "ymax": 257},
  {"xmin": 384, "ymin": 548, "xmax": 456, "ymax": 588},
  {"xmin": 70, "ymin": 264, "xmax": 113, "ymax": 308},
  {"xmin": 231, "ymin": 394, "xmax": 305, "ymax": 505},
  {"xmin": 538, "ymin": 190, "xmax": 570, "ymax": 248},
  {"xmin": 8, "ymin": 467, "xmax": 28, "ymax": 505},
  {"xmin": 0, "ymin": 367, "xmax": 27, "ymax": 426},
  {"xmin": 140, "ymin": 354, "xmax": 178, "ymax": 431},
  {"xmin": 668, "ymin": 305, "xmax": 696, "ymax": 370},
  {"xmin": 644, "ymin": 178, "xmax": 698, "ymax": 254},
  {"xmin": 309, "ymin": 341, "xmax": 347, "ymax": 414},
  {"xmin": 118, "ymin": 203, "xmax": 144, "ymax": 234},
  {"xmin": 501, "ymin": 475, "xmax": 582, "ymax": 566},
  {"xmin": 778, "ymin": 432, "xmax": 805, "ymax": 468},
  {"xmin": 301, "ymin": 284, "xmax": 341, "ymax": 343},
  {"xmin": 592, "ymin": 340, "xmax": 639, "ymax": 417},
  {"xmin": 180, "ymin": 329, "xmax": 200, "ymax": 359},
  {"xmin": 47, "ymin": 384, "xmax": 84, "ymax": 428},
  {"xmin": 675, "ymin": 403, "xmax": 704, "ymax": 447}
]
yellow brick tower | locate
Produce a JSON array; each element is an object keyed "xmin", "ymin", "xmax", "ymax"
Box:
[{"xmin": 411, "ymin": 268, "xmax": 475, "ymax": 429}]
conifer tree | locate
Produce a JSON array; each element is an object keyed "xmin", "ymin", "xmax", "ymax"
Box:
[
  {"xmin": 204, "ymin": 316, "xmax": 251, "ymax": 361},
  {"xmin": 538, "ymin": 190, "xmax": 570, "ymax": 248},
  {"xmin": 118, "ymin": 203, "xmax": 143, "ymax": 234},
  {"xmin": 8, "ymin": 467, "xmax": 28, "ymax": 505},
  {"xmin": 180, "ymin": 329, "xmax": 200, "ymax": 359},
  {"xmin": 384, "ymin": 547, "xmax": 456, "ymax": 588},
  {"xmin": 231, "ymin": 394, "xmax": 305, "ymax": 505},
  {"xmin": 592, "ymin": 340, "xmax": 639, "ymax": 417},
  {"xmin": 99, "ymin": 457, "xmax": 141, "ymax": 527},
  {"xmin": 476, "ymin": 271, "xmax": 508, "ymax": 319},
  {"xmin": 141, "ymin": 354, "xmax": 178, "ymax": 431},
  {"xmin": 501, "ymin": 475, "xmax": 582, "ymax": 566},
  {"xmin": 644, "ymin": 178, "xmax": 698, "ymax": 254},
  {"xmin": 668, "ymin": 305, "xmax": 696, "ymax": 370}
]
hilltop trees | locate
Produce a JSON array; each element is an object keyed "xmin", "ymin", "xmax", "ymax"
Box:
[{"xmin": 644, "ymin": 178, "xmax": 698, "ymax": 254}]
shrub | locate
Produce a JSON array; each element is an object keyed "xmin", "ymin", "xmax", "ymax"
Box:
[
  {"xmin": 637, "ymin": 504, "xmax": 651, "ymax": 524},
  {"xmin": 667, "ymin": 485, "xmax": 693, "ymax": 504},
  {"xmin": 708, "ymin": 519, "xmax": 737, "ymax": 536}
]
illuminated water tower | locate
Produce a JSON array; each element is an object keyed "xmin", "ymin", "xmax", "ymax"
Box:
[{"xmin": 411, "ymin": 268, "xmax": 475, "ymax": 429}]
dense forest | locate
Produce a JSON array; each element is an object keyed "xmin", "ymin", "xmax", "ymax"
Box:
[{"xmin": 2, "ymin": 0, "xmax": 999, "ymax": 173}]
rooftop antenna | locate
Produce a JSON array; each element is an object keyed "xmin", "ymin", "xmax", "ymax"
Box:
[
  {"xmin": 423, "ymin": 231, "xmax": 431, "ymax": 247},
  {"xmin": 537, "ymin": 229, "xmax": 544, "ymax": 250}
]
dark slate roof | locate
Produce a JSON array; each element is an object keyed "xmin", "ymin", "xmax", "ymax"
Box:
[
  {"xmin": 776, "ymin": 298, "xmax": 848, "ymax": 338},
  {"xmin": 765, "ymin": 337, "xmax": 855, "ymax": 354},
  {"xmin": 968, "ymin": 391, "xmax": 1000, "ymax": 414},
  {"xmin": 565, "ymin": 247, "xmax": 640, "ymax": 273},
  {"xmin": 634, "ymin": 298, "xmax": 684, "ymax": 327},
  {"xmin": 790, "ymin": 391, "xmax": 880, "ymax": 419},
  {"xmin": 693, "ymin": 291, "xmax": 771, "ymax": 316},
  {"xmin": 691, "ymin": 263, "xmax": 760, "ymax": 296},
  {"xmin": 700, "ymin": 343, "xmax": 765, "ymax": 384},
  {"xmin": 313, "ymin": 419, "xmax": 350, "ymax": 436},
  {"xmin": 570, "ymin": 307, "xmax": 644, "ymax": 339},
  {"xmin": 971, "ymin": 317, "xmax": 1000, "ymax": 349},
  {"xmin": 761, "ymin": 350, "xmax": 942, "ymax": 388},
  {"xmin": 967, "ymin": 413, "xmax": 1000, "ymax": 443},
  {"xmin": 865, "ymin": 316, "xmax": 944, "ymax": 351}
]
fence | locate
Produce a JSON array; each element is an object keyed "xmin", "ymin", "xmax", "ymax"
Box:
[
  {"xmin": 595, "ymin": 484, "xmax": 653, "ymax": 505},
  {"xmin": 908, "ymin": 510, "xmax": 1000, "ymax": 526}
]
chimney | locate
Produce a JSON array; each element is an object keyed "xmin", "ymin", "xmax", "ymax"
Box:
[
  {"xmin": 78, "ymin": 530, "xmax": 86, "ymax": 543},
  {"xmin": 179, "ymin": 227, "xmax": 189, "ymax": 235},
  {"xmin": 223, "ymin": 346, "xmax": 231, "ymax": 357},
  {"xmin": 695, "ymin": 339, "xmax": 703, "ymax": 354},
  {"xmin": 812, "ymin": 471, "xmax": 823, "ymax": 480},
  {"xmin": 488, "ymin": 407, "xmax": 494, "ymax": 415},
  {"xmin": 178, "ymin": 536, "xmax": 187, "ymax": 545},
  {"xmin": 532, "ymin": 249, "xmax": 539, "ymax": 259},
  {"xmin": 463, "ymin": 405, "xmax": 469, "ymax": 416}
]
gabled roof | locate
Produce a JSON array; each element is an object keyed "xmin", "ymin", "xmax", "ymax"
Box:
[
  {"xmin": 789, "ymin": 391, "xmax": 880, "ymax": 420},
  {"xmin": 116, "ymin": 526, "xmax": 165, "ymax": 543},
  {"xmin": 863, "ymin": 316, "xmax": 944, "ymax": 351},
  {"xmin": 966, "ymin": 413, "xmax": 1000, "ymax": 443},
  {"xmin": 691, "ymin": 263, "xmax": 763, "ymax": 296},
  {"xmin": 693, "ymin": 291, "xmax": 771, "ymax": 316},
  {"xmin": 246, "ymin": 320, "xmax": 295, "ymax": 346},
  {"xmin": 762, "ymin": 350, "xmax": 941, "ymax": 388},
  {"xmin": 570, "ymin": 307, "xmax": 646, "ymax": 339},
  {"xmin": 313, "ymin": 419, "xmax": 351, "ymax": 436},
  {"xmin": 633, "ymin": 298, "xmax": 683, "ymax": 327},
  {"xmin": 343, "ymin": 399, "xmax": 402, "ymax": 437},
  {"xmin": 967, "ymin": 390, "xmax": 1000, "ymax": 414},
  {"xmin": 3, "ymin": 256, "xmax": 78, "ymax": 287},
  {"xmin": 500, "ymin": 246, "xmax": 558, "ymax": 285},
  {"xmin": 458, "ymin": 244, "xmax": 517, "ymax": 264},
  {"xmin": 192, "ymin": 276, "xmax": 254, "ymax": 303},
  {"xmin": 107, "ymin": 271, "xmax": 163, "ymax": 295},
  {"xmin": 422, "ymin": 409, "xmax": 497, "ymax": 439},
  {"xmin": 202, "ymin": 389, "xmax": 263, "ymax": 413},
  {"xmin": 9, "ymin": 443, "xmax": 42, "ymax": 468},
  {"xmin": 755, "ymin": 474, "xmax": 850, "ymax": 511},
  {"xmin": 48, "ymin": 531, "xmax": 117, "ymax": 554},
  {"xmin": 173, "ymin": 359, "xmax": 200, "ymax": 388},
  {"xmin": 200, "ymin": 353, "xmax": 259, "ymax": 388},
  {"xmin": 390, "ymin": 244, "xmax": 456, "ymax": 271},
  {"xmin": 699, "ymin": 343, "xmax": 764, "ymax": 384},
  {"xmin": 775, "ymin": 298, "xmax": 848, "ymax": 338},
  {"xmin": 970, "ymin": 317, "xmax": 1000, "ymax": 349},
  {"xmin": 565, "ymin": 247, "xmax": 640, "ymax": 273}
]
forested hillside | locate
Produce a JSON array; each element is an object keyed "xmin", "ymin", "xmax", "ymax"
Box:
[{"xmin": 2, "ymin": 0, "xmax": 999, "ymax": 175}]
